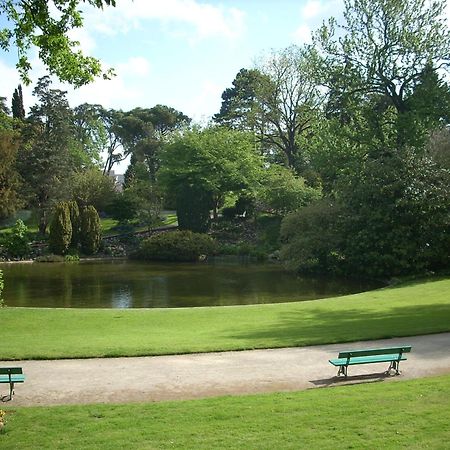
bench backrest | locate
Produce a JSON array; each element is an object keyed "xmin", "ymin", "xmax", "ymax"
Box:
[
  {"xmin": 338, "ymin": 346, "xmax": 412, "ymax": 359},
  {"xmin": 0, "ymin": 367, "xmax": 23, "ymax": 375}
]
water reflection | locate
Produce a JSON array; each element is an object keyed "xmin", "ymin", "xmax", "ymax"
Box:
[{"xmin": 0, "ymin": 259, "xmax": 382, "ymax": 309}]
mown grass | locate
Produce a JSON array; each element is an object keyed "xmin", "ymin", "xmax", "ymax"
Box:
[
  {"xmin": 1, "ymin": 375, "xmax": 450, "ymax": 449},
  {"xmin": 1, "ymin": 277, "xmax": 449, "ymax": 360}
]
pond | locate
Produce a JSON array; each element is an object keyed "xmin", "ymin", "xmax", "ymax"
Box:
[{"xmin": 0, "ymin": 259, "xmax": 382, "ymax": 308}]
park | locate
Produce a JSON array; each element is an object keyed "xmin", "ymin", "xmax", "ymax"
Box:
[{"xmin": 1, "ymin": 0, "xmax": 450, "ymax": 448}]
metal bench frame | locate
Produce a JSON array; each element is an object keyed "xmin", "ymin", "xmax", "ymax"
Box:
[
  {"xmin": 330, "ymin": 346, "xmax": 412, "ymax": 378},
  {"xmin": 0, "ymin": 367, "xmax": 25, "ymax": 401}
]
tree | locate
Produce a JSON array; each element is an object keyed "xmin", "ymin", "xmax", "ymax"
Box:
[
  {"xmin": 315, "ymin": 0, "xmax": 450, "ymax": 146},
  {"xmin": 0, "ymin": 128, "xmax": 22, "ymax": 219},
  {"xmin": 99, "ymin": 108, "xmax": 127, "ymax": 175},
  {"xmin": 123, "ymin": 161, "xmax": 162, "ymax": 230},
  {"xmin": 160, "ymin": 127, "xmax": 263, "ymax": 231},
  {"xmin": 11, "ymin": 85, "xmax": 25, "ymax": 120},
  {"xmin": 73, "ymin": 103, "xmax": 108, "ymax": 167},
  {"xmin": 80, "ymin": 205, "xmax": 101, "ymax": 254},
  {"xmin": 257, "ymin": 165, "xmax": 322, "ymax": 215},
  {"xmin": 49, "ymin": 202, "xmax": 72, "ymax": 255},
  {"xmin": 0, "ymin": 0, "xmax": 115, "ymax": 86},
  {"xmin": 119, "ymin": 106, "xmax": 190, "ymax": 182},
  {"xmin": 17, "ymin": 76, "xmax": 77, "ymax": 234},
  {"xmin": 254, "ymin": 45, "xmax": 321, "ymax": 170},
  {"xmin": 214, "ymin": 68, "xmax": 266, "ymax": 131},
  {"xmin": 69, "ymin": 168, "xmax": 117, "ymax": 211}
]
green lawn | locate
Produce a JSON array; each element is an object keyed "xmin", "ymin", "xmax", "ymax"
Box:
[
  {"xmin": 1, "ymin": 375, "xmax": 449, "ymax": 449},
  {"xmin": 1, "ymin": 277, "xmax": 449, "ymax": 360}
]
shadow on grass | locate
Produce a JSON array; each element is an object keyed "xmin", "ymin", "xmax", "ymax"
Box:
[{"xmin": 225, "ymin": 303, "xmax": 450, "ymax": 352}]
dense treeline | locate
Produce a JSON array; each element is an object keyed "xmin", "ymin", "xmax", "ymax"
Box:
[{"xmin": 1, "ymin": 0, "xmax": 449, "ymax": 277}]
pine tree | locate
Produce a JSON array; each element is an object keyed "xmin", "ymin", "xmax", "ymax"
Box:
[
  {"xmin": 80, "ymin": 205, "xmax": 102, "ymax": 255},
  {"xmin": 49, "ymin": 202, "xmax": 72, "ymax": 255},
  {"xmin": 11, "ymin": 85, "xmax": 25, "ymax": 120}
]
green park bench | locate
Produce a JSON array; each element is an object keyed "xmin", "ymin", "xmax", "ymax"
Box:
[
  {"xmin": 329, "ymin": 346, "xmax": 412, "ymax": 378},
  {"xmin": 0, "ymin": 367, "xmax": 25, "ymax": 400}
]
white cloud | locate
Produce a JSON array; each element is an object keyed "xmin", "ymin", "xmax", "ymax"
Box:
[
  {"xmin": 84, "ymin": 0, "xmax": 246, "ymax": 42},
  {"xmin": 117, "ymin": 57, "xmax": 151, "ymax": 78},
  {"xmin": 67, "ymin": 27, "xmax": 97, "ymax": 55},
  {"xmin": 292, "ymin": 24, "xmax": 313, "ymax": 45},
  {"xmin": 65, "ymin": 56, "xmax": 152, "ymax": 109},
  {"xmin": 183, "ymin": 79, "xmax": 223, "ymax": 122},
  {"xmin": 302, "ymin": 1, "xmax": 323, "ymax": 20}
]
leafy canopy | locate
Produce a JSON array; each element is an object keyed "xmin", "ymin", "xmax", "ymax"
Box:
[{"xmin": 0, "ymin": 0, "xmax": 116, "ymax": 86}]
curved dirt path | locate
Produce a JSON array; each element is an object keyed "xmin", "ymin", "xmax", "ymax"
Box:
[{"xmin": 2, "ymin": 333, "xmax": 450, "ymax": 407}]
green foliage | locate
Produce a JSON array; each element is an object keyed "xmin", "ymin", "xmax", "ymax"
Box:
[
  {"xmin": 105, "ymin": 191, "xmax": 139, "ymax": 224},
  {"xmin": 11, "ymin": 84, "xmax": 25, "ymax": 120},
  {"xmin": 0, "ymin": 128, "xmax": 22, "ymax": 219},
  {"xmin": 160, "ymin": 126, "xmax": 263, "ymax": 231},
  {"xmin": 124, "ymin": 162, "xmax": 163, "ymax": 230},
  {"xmin": 281, "ymin": 150, "xmax": 450, "ymax": 277},
  {"xmin": 135, "ymin": 230, "xmax": 216, "ymax": 262},
  {"xmin": 17, "ymin": 76, "xmax": 79, "ymax": 234},
  {"xmin": 70, "ymin": 168, "xmax": 116, "ymax": 211},
  {"xmin": 0, "ymin": 0, "xmax": 116, "ymax": 86},
  {"xmin": 3, "ymin": 219, "xmax": 30, "ymax": 257},
  {"xmin": 49, "ymin": 202, "xmax": 72, "ymax": 255},
  {"xmin": 258, "ymin": 165, "xmax": 322, "ymax": 215},
  {"xmin": 67, "ymin": 201, "xmax": 80, "ymax": 247},
  {"xmin": 80, "ymin": 205, "xmax": 102, "ymax": 255},
  {"xmin": 176, "ymin": 186, "xmax": 212, "ymax": 233},
  {"xmin": 280, "ymin": 201, "xmax": 344, "ymax": 274}
]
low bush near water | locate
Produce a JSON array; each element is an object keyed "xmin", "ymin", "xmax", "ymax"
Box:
[{"xmin": 134, "ymin": 230, "xmax": 216, "ymax": 262}]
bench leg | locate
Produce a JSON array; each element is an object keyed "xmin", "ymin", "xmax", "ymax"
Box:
[
  {"xmin": 337, "ymin": 365, "xmax": 348, "ymax": 378},
  {"xmin": 9, "ymin": 382, "xmax": 14, "ymax": 400},
  {"xmin": 387, "ymin": 361, "xmax": 400, "ymax": 376}
]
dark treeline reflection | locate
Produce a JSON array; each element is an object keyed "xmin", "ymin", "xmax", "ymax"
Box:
[{"xmin": 1, "ymin": 259, "xmax": 382, "ymax": 308}]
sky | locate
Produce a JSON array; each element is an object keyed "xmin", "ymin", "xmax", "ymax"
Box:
[
  {"xmin": 2, "ymin": 0, "xmax": 449, "ymax": 172},
  {"xmin": 0, "ymin": 0, "xmax": 344, "ymax": 122}
]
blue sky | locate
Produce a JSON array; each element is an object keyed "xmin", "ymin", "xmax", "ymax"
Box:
[{"xmin": 0, "ymin": 0, "xmax": 344, "ymax": 123}]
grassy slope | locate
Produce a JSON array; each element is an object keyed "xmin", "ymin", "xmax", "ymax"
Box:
[
  {"xmin": 1, "ymin": 277, "xmax": 449, "ymax": 360},
  {"xmin": 1, "ymin": 375, "xmax": 450, "ymax": 449}
]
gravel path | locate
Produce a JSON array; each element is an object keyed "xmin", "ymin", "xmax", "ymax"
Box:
[{"xmin": 2, "ymin": 333, "xmax": 450, "ymax": 407}]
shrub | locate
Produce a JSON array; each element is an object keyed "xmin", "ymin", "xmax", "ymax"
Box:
[
  {"xmin": 176, "ymin": 186, "xmax": 212, "ymax": 233},
  {"xmin": 67, "ymin": 201, "xmax": 80, "ymax": 247},
  {"xmin": 4, "ymin": 219, "xmax": 30, "ymax": 257},
  {"xmin": 135, "ymin": 230, "xmax": 216, "ymax": 262},
  {"xmin": 49, "ymin": 202, "xmax": 72, "ymax": 255},
  {"xmin": 80, "ymin": 206, "xmax": 102, "ymax": 255},
  {"xmin": 258, "ymin": 165, "xmax": 322, "ymax": 215}
]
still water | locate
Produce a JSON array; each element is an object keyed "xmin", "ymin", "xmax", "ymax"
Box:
[{"xmin": 0, "ymin": 259, "xmax": 382, "ymax": 308}]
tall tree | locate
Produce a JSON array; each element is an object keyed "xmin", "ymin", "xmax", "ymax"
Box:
[
  {"xmin": 0, "ymin": 128, "xmax": 22, "ymax": 219},
  {"xmin": 18, "ymin": 76, "xmax": 77, "ymax": 233},
  {"xmin": 255, "ymin": 45, "xmax": 322, "ymax": 170},
  {"xmin": 160, "ymin": 126, "xmax": 263, "ymax": 228},
  {"xmin": 11, "ymin": 85, "xmax": 25, "ymax": 120},
  {"xmin": 315, "ymin": 0, "xmax": 450, "ymax": 146},
  {"xmin": 73, "ymin": 103, "xmax": 107, "ymax": 167},
  {"xmin": 214, "ymin": 68, "xmax": 266, "ymax": 131},
  {"xmin": 119, "ymin": 105, "xmax": 190, "ymax": 182},
  {"xmin": 0, "ymin": 0, "xmax": 115, "ymax": 86}
]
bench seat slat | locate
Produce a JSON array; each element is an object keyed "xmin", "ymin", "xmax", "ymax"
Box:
[
  {"xmin": 0, "ymin": 374, "xmax": 26, "ymax": 383},
  {"xmin": 329, "ymin": 355, "xmax": 407, "ymax": 366}
]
